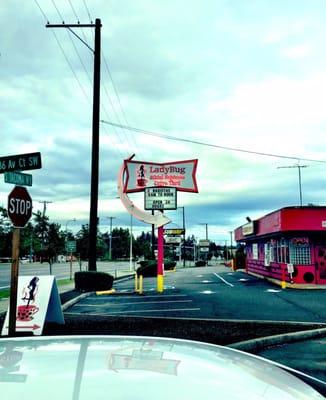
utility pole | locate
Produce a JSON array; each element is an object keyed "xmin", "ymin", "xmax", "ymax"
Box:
[
  {"xmin": 277, "ymin": 163, "xmax": 308, "ymax": 207},
  {"xmin": 178, "ymin": 207, "xmax": 186, "ymax": 267},
  {"xmin": 46, "ymin": 18, "xmax": 102, "ymax": 271},
  {"xmin": 200, "ymin": 223, "xmax": 208, "ymax": 240},
  {"xmin": 107, "ymin": 216, "xmax": 116, "ymax": 261},
  {"xmin": 38, "ymin": 200, "xmax": 52, "ymax": 250}
]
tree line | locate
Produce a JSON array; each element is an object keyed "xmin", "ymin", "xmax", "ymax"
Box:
[{"xmin": 0, "ymin": 205, "xmax": 236, "ymax": 263}]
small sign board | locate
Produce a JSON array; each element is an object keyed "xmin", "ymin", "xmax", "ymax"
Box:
[
  {"xmin": 165, "ymin": 236, "xmax": 182, "ymax": 244},
  {"xmin": 0, "ymin": 152, "xmax": 42, "ymax": 174},
  {"xmin": 145, "ymin": 187, "xmax": 177, "ymax": 210},
  {"xmin": 65, "ymin": 240, "xmax": 76, "ymax": 252},
  {"xmin": 4, "ymin": 171, "xmax": 32, "ymax": 186},
  {"xmin": 199, "ymin": 240, "xmax": 210, "ymax": 247},
  {"xmin": 1, "ymin": 276, "xmax": 64, "ymax": 336},
  {"xmin": 164, "ymin": 228, "xmax": 185, "ymax": 236}
]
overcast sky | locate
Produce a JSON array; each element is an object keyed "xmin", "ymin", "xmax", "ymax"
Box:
[{"xmin": 2, "ymin": 0, "xmax": 326, "ymax": 243}]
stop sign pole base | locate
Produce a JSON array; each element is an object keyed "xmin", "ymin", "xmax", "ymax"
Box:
[{"xmin": 8, "ymin": 228, "xmax": 20, "ymax": 337}]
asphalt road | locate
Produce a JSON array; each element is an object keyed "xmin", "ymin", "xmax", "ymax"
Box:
[
  {"xmin": 66, "ymin": 264, "xmax": 326, "ymax": 323},
  {"xmin": 0, "ymin": 261, "xmax": 136, "ymax": 289}
]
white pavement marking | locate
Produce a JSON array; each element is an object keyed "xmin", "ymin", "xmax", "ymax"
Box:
[
  {"xmin": 202, "ymin": 280, "xmax": 212, "ymax": 283},
  {"xmin": 213, "ymin": 273, "xmax": 234, "ymax": 287},
  {"xmin": 266, "ymin": 289, "xmax": 282, "ymax": 293},
  {"xmin": 65, "ymin": 308, "xmax": 201, "ymax": 315},
  {"xmin": 74, "ymin": 300, "xmax": 193, "ymax": 307},
  {"xmin": 239, "ymin": 278, "xmax": 249, "ymax": 282},
  {"xmin": 0, "ymin": 286, "xmax": 9, "ymax": 290},
  {"xmin": 94, "ymin": 294, "xmax": 189, "ymax": 299}
]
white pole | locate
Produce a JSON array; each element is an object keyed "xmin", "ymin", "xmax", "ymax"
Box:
[{"xmin": 129, "ymin": 214, "xmax": 133, "ymax": 271}]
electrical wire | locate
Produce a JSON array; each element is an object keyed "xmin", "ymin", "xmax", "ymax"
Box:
[{"xmin": 100, "ymin": 120, "xmax": 326, "ymax": 164}]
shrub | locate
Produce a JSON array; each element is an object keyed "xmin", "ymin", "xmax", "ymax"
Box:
[
  {"xmin": 195, "ymin": 260, "xmax": 206, "ymax": 267},
  {"xmin": 75, "ymin": 271, "xmax": 114, "ymax": 291},
  {"xmin": 136, "ymin": 259, "xmax": 176, "ymax": 277}
]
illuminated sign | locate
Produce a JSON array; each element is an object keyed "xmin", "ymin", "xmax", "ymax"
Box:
[
  {"xmin": 123, "ymin": 159, "xmax": 198, "ymax": 193},
  {"xmin": 144, "ymin": 187, "xmax": 177, "ymax": 210}
]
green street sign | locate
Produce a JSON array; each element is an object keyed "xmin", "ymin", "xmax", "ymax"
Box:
[
  {"xmin": 4, "ymin": 171, "xmax": 32, "ymax": 186},
  {"xmin": 0, "ymin": 152, "xmax": 41, "ymax": 173},
  {"xmin": 66, "ymin": 240, "xmax": 76, "ymax": 252}
]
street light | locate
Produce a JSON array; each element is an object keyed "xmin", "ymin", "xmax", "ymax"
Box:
[
  {"xmin": 178, "ymin": 206, "xmax": 186, "ymax": 267},
  {"xmin": 277, "ymin": 163, "xmax": 308, "ymax": 207},
  {"xmin": 65, "ymin": 218, "xmax": 76, "ymax": 237},
  {"xmin": 129, "ymin": 214, "xmax": 133, "ymax": 271},
  {"xmin": 106, "ymin": 216, "xmax": 116, "ymax": 261}
]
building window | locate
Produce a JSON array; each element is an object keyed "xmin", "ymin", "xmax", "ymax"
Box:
[
  {"xmin": 270, "ymin": 238, "xmax": 289, "ymax": 263},
  {"xmin": 252, "ymin": 243, "xmax": 258, "ymax": 260},
  {"xmin": 289, "ymin": 241, "xmax": 311, "ymax": 265}
]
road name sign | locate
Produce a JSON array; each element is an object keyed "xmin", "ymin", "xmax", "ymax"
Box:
[
  {"xmin": 7, "ymin": 186, "xmax": 32, "ymax": 228},
  {"xmin": 0, "ymin": 152, "xmax": 42, "ymax": 174},
  {"xmin": 4, "ymin": 171, "xmax": 32, "ymax": 186},
  {"xmin": 144, "ymin": 187, "xmax": 177, "ymax": 210}
]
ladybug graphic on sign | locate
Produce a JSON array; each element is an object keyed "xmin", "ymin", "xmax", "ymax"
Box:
[{"xmin": 17, "ymin": 277, "xmax": 40, "ymax": 322}]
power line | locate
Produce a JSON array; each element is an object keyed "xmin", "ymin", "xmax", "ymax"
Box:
[
  {"xmin": 34, "ymin": 0, "xmax": 49, "ymax": 23},
  {"xmin": 51, "ymin": 0, "xmax": 65, "ymax": 23},
  {"xmin": 100, "ymin": 120, "xmax": 326, "ymax": 164},
  {"xmin": 82, "ymin": 0, "xmax": 93, "ymax": 23}
]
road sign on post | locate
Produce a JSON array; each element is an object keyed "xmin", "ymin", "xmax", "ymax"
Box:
[
  {"xmin": 0, "ymin": 152, "xmax": 42, "ymax": 174},
  {"xmin": 7, "ymin": 186, "xmax": 33, "ymax": 228},
  {"xmin": 4, "ymin": 171, "xmax": 33, "ymax": 186}
]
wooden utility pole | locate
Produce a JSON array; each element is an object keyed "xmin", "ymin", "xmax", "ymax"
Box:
[{"xmin": 46, "ymin": 19, "xmax": 102, "ymax": 271}]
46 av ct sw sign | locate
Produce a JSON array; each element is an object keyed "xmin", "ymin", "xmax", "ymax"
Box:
[{"xmin": 0, "ymin": 152, "xmax": 42, "ymax": 173}]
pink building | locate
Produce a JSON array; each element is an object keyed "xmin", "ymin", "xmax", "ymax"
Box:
[{"xmin": 234, "ymin": 206, "xmax": 326, "ymax": 285}]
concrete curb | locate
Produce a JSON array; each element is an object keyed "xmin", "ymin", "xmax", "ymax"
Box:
[
  {"xmin": 229, "ymin": 327, "xmax": 326, "ymax": 353},
  {"xmin": 235, "ymin": 269, "xmax": 326, "ymax": 290},
  {"xmin": 61, "ymin": 292, "xmax": 93, "ymax": 311}
]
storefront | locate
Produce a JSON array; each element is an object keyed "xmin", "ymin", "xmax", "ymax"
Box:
[{"xmin": 234, "ymin": 206, "xmax": 326, "ymax": 285}]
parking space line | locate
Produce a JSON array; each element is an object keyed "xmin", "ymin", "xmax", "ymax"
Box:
[
  {"xmin": 65, "ymin": 308, "xmax": 201, "ymax": 315},
  {"xmin": 213, "ymin": 272, "xmax": 234, "ymax": 287},
  {"xmin": 73, "ymin": 300, "xmax": 193, "ymax": 307}
]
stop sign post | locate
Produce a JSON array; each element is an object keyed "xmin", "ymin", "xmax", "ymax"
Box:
[
  {"xmin": 8, "ymin": 186, "xmax": 32, "ymax": 228},
  {"xmin": 7, "ymin": 186, "xmax": 33, "ymax": 336}
]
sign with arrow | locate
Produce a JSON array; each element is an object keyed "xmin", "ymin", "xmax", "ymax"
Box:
[{"xmin": 1, "ymin": 276, "xmax": 64, "ymax": 336}]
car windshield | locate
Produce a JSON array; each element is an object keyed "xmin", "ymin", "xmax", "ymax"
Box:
[{"xmin": 0, "ymin": 1, "xmax": 325, "ymax": 398}]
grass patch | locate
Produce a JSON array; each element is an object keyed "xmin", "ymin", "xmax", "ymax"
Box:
[
  {"xmin": 0, "ymin": 278, "xmax": 73, "ymax": 299},
  {"xmin": 57, "ymin": 278, "xmax": 74, "ymax": 286},
  {"xmin": 0, "ymin": 289, "xmax": 10, "ymax": 299}
]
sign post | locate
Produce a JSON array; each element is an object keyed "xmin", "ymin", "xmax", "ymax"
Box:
[{"xmin": 7, "ymin": 186, "xmax": 33, "ymax": 336}]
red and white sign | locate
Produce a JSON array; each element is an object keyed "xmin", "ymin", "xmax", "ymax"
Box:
[
  {"xmin": 7, "ymin": 186, "xmax": 32, "ymax": 228},
  {"xmin": 123, "ymin": 159, "xmax": 198, "ymax": 193},
  {"xmin": 1, "ymin": 276, "xmax": 64, "ymax": 336}
]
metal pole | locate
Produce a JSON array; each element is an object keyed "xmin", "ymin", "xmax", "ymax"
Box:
[
  {"xmin": 129, "ymin": 214, "xmax": 133, "ymax": 271},
  {"xmin": 298, "ymin": 166, "xmax": 303, "ymax": 206},
  {"xmin": 182, "ymin": 207, "xmax": 186, "ymax": 267},
  {"xmin": 9, "ymin": 228, "xmax": 20, "ymax": 336},
  {"xmin": 88, "ymin": 18, "xmax": 102, "ymax": 271},
  {"xmin": 205, "ymin": 224, "xmax": 208, "ymax": 240},
  {"xmin": 151, "ymin": 210, "xmax": 155, "ymax": 259}
]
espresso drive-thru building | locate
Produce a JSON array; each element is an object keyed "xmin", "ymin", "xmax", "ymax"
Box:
[{"xmin": 234, "ymin": 206, "xmax": 326, "ymax": 285}]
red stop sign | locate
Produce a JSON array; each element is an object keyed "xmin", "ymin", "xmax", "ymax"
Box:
[{"xmin": 7, "ymin": 186, "xmax": 33, "ymax": 228}]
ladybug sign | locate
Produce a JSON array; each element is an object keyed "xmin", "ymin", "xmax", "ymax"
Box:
[{"xmin": 8, "ymin": 186, "xmax": 32, "ymax": 228}]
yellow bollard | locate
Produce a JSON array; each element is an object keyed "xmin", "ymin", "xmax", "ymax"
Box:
[
  {"xmin": 157, "ymin": 274, "xmax": 164, "ymax": 293},
  {"xmin": 135, "ymin": 273, "xmax": 139, "ymax": 292},
  {"xmin": 139, "ymin": 275, "xmax": 143, "ymax": 295}
]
